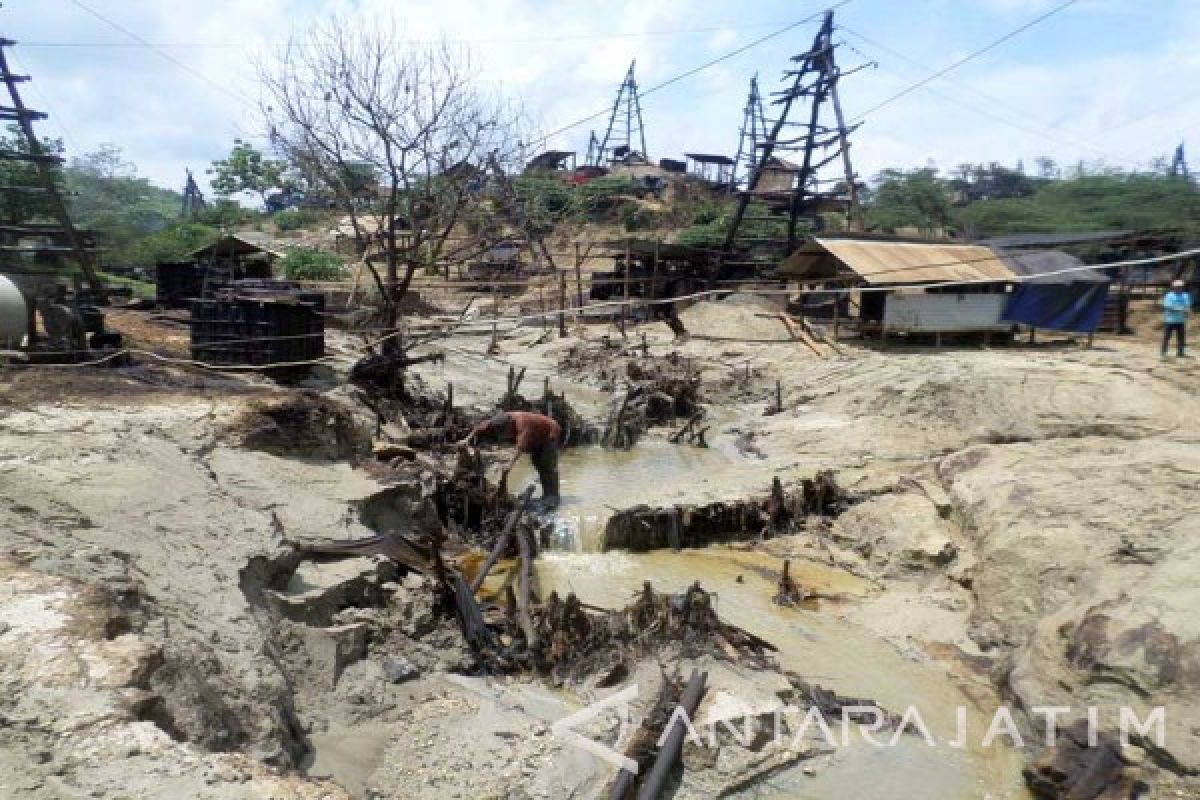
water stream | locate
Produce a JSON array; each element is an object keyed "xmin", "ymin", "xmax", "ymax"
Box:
[
  {"xmin": 536, "ymin": 548, "xmax": 1029, "ymax": 800},
  {"xmin": 518, "ymin": 441, "xmax": 1030, "ymax": 799},
  {"xmin": 510, "ymin": 440, "xmax": 742, "ymax": 550}
]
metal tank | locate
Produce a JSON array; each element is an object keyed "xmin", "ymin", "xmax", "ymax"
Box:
[{"xmin": 0, "ymin": 274, "xmax": 29, "ymax": 347}]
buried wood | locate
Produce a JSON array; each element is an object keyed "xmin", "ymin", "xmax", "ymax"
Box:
[
  {"xmin": 774, "ymin": 559, "xmax": 807, "ymax": 606},
  {"xmin": 469, "ymin": 485, "xmax": 536, "ymax": 594},
  {"xmin": 635, "ymin": 669, "xmax": 708, "ymax": 800}
]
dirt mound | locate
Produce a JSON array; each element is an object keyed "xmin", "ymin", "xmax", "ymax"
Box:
[
  {"xmin": 680, "ymin": 297, "xmax": 796, "ymax": 341},
  {"xmin": 224, "ymin": 389, "xmax": 374, "ymax": 460}
]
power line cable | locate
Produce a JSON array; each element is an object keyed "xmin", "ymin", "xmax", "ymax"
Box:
[
  {"xmin": 21, "ymin": 21, "xmax": 808, "ymax": 48},
  {"xmin": 4, "ymin": 49, "xmax": 79, "ymax": 154},
  {"xmin": 537, "ymin": 2, "xmax": 851, "ymax": 145},
  {"xmin": 838, "ymin": 25, "xmax": 1112, "ymax": 160},
  {"xmin": 848, "ymin": 0, "xmax": 1078, "ymax": 124},
  {"xmin": 65, "ymin": 0, "xmax": 258, "ymax": 109}
]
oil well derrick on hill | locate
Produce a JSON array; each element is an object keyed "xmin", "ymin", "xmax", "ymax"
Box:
[
  {"xmin": 589, "ymin": 60, "xmax": 649, "ymax": 166},
  {"xmin": 731, "ymin": 74, "xmax": 768, "ymax": 195},
  {"xmin": 721, "ymin": 11, "xmax": 865, "ymax": 277},
  {"xmin": 0, "ymin": 37, "xmax": 104, "ymax": 299}
]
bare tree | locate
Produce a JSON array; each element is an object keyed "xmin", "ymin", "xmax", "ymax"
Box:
[{"xmin": 261, "ymin": 19, "xmax": 527, "ymax": 354}]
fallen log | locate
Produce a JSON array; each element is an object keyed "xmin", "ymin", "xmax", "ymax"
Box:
[
  {"xmin": 469, "ymin": 486, "xmax": 536, "ymax": 594},
  {"xmin": 636, "ymin": 669, "xmax": 707, "ymax": 800},
  {"xmin": 296, "ymin": 531, "xmax": 432, "ymax": 573}
]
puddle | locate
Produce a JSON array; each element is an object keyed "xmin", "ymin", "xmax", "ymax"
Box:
[
  {"xmin": 536, "ymin": 547, "xmax": 1031, "ymax": 800},
  {"xmin": 510, "ymin": 440, "xmax": 753, "ymax": 550}
]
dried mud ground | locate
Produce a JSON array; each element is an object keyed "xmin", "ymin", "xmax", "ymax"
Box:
[{"xmin": 1, "ymin": 297, "xmax": 1199, "ymax": 799}]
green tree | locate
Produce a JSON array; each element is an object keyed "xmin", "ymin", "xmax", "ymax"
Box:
[
  {"xmin": 864, "ymin": 168, "xmax": 953, "ymax": 235},
  {"xmin": 208, "ymin": 139, "xmax": 286, "ymax": 204},
  {"xmin": 0, "ymin": 124, "xmax": 64, "ymax": 226},
  {"xmin": 280, "ymin": 248, "xmax": 344, "ymax": 280}
]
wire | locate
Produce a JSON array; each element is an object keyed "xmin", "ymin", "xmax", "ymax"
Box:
[
  {"xmin": 837, "ymin": 26, "xmax": 1112, "ymax": 160},
  {"xmin": 10, "ymin": 244, "xmax": 1189, "ymax": 372},
  {"xmin": 537, "ymin": 3, "xmax": 851, "ymax": 144},
  {"xmin": 848, "ymin": 0, "xmax": 1078, "ymax": 124},
  {"xmin": 64, "ymin": 0, "xmax": 258, "ymax": 109},
  {"xmin": 5, "ymin": 50, "xmax": 79, "ymax": 154},
  {"xmin": 20, "ymin": 21, "xmax": 809, "ymax": 49}
]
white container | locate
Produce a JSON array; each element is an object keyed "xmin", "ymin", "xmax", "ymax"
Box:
[{"xmin": 0, "ymin": 274, "xmax": 29, "ymax": 347}]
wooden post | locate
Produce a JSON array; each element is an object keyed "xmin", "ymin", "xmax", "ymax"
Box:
[
  {"xmin": 651, "ymin": 239, "xmax": 660, "ymax": 304},
  {"xmin": 574, "ymin": 242, "xmax": 584, "ymax": 311},
  {"xmin": 832, "ymin": 293, "xmax": 840, "ymax": 341},
  {"xmin": 1087, "ymin": 331, "xmax": 1095, "ymax": 349},
  {"xmin": 558, "ymin": 271, "xmax": 567, "ymax": 338},
  {"xmin": 492, "ymin": 282, "xmax": 499, "ymax": 321},
  {"xmin": 776, "ymin": 379, "xmax": 782, "ymax": 411},
  {"xmin": 623, "ymin": 241, "xmax": 632, "ymax": 330}
]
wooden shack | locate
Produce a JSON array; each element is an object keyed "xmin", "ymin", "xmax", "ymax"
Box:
[{"xmin": 780, "ymin": 236, "xmax": 1018, "ymax": 336}]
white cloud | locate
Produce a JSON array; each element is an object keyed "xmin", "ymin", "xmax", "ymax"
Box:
[{"xmin": 6, "ymin": 0, "xmax": 1200, "ymax": 197}]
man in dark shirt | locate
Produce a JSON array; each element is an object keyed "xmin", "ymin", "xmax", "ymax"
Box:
[{"xmin": 459, "ymin": 411, "xmax": 562, "ymax": 505}]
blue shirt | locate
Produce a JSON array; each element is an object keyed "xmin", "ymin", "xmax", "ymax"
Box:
[{"xmin": 1163, "ymin": 290, "xmax": 1192, "ymax": 325}]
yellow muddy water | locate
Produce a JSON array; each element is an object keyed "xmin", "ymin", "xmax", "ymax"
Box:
[
  {"xmin": 536, "ymin": 548, "xmax": 1031, "ymax": 799},
  {"xmin": 509, "ymin": 439, "xmax": 752, "ymax": 550}
]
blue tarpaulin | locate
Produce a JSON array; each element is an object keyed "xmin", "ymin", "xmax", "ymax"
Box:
[
  {"xmin": 1002, "ymin": 282, "xmax": 1111, "ymax": 332},
  {"xmin": 996, "ymin": 249, "xmax": 1112, "ymax": 333}
]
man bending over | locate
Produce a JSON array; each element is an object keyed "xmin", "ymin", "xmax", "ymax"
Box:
[{"xmin": 459, "ymin": 411, "xmax": 562, "ymax": 507}]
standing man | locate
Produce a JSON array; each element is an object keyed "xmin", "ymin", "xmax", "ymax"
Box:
[
  {"xmin": 459, "ymin": 411, "xmax": 562, "ymax": 507},
  {"xmin": 1162, "ymin": 279, "xmax": 1192, "ymax": 359}
]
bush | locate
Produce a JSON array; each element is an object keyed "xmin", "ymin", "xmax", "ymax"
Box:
[
  {"xmin": 274, "ymin": 208, "xmax": 328, "ymax": 232},
  {"xmin": 127, "ymin": 222, "xmax": 220, "ymax": 266},
  {"xmin": 280, "ymin": 248, "xmax": 345, "ymax": 281},
  {"xmin": 618, "ymin": 201, "xmax": 662, "ymax": 232}
]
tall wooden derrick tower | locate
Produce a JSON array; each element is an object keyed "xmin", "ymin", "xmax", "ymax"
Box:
[
  {"xmin": 0, "ymin": 37, "xmax": 104, "ymax": 301},
  {"xmin": 721, "ymin": 11, "xmax": 865, "ymax": 276},
  {"xmin": 730, "ymin": 74, "xmax": 768, "ymax": 194},
  {"xmin": 590, "ymin": 61, "xmax": 649, "ymax": 166}
]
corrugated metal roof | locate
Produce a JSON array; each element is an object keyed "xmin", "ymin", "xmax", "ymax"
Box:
[{"xmin": 780, "ymin": 237, "xmax": 1017, "ymax": 285}]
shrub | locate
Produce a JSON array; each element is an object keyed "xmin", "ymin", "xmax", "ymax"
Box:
[
  {"xmin": 280, "ymin": 248, "xmax": 345, "ymax": 281},
  {"xmin": 274, "ymin": 208, "xmax": 328, "ymax": 232}
]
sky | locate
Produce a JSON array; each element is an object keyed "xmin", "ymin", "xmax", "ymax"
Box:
[{"xmin": 7, "ymin": 0, "xmax": 1200, "ymax": 196}]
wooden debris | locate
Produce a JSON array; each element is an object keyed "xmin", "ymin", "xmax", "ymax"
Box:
[
  {"xmin": 636, "ymin": 669, "xmax": 707, "ymax": 800},
  {"xmin": 469, "ymin": 485, "xmax": 536, "ymax": 594},
  {"xmin": 1023, "ymin": 721, "xmax": 1147, "ymax": 800},
  {"xmin": 774, "ymin": 560, "xmax": 807, "ymax": 606},
  {"xmin": 296, "ymin": 531, "xmax": 432, "ymax": 574}
]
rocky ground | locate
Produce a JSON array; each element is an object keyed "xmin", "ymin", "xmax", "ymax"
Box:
[{"xmin": 0, "ymin": 295, "xmax": 1197, "ymax": 798}]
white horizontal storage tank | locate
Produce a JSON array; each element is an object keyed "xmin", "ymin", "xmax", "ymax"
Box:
[{"xmin": 0, "ymin": 275, "xmax": 29, "ymax": 347}]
